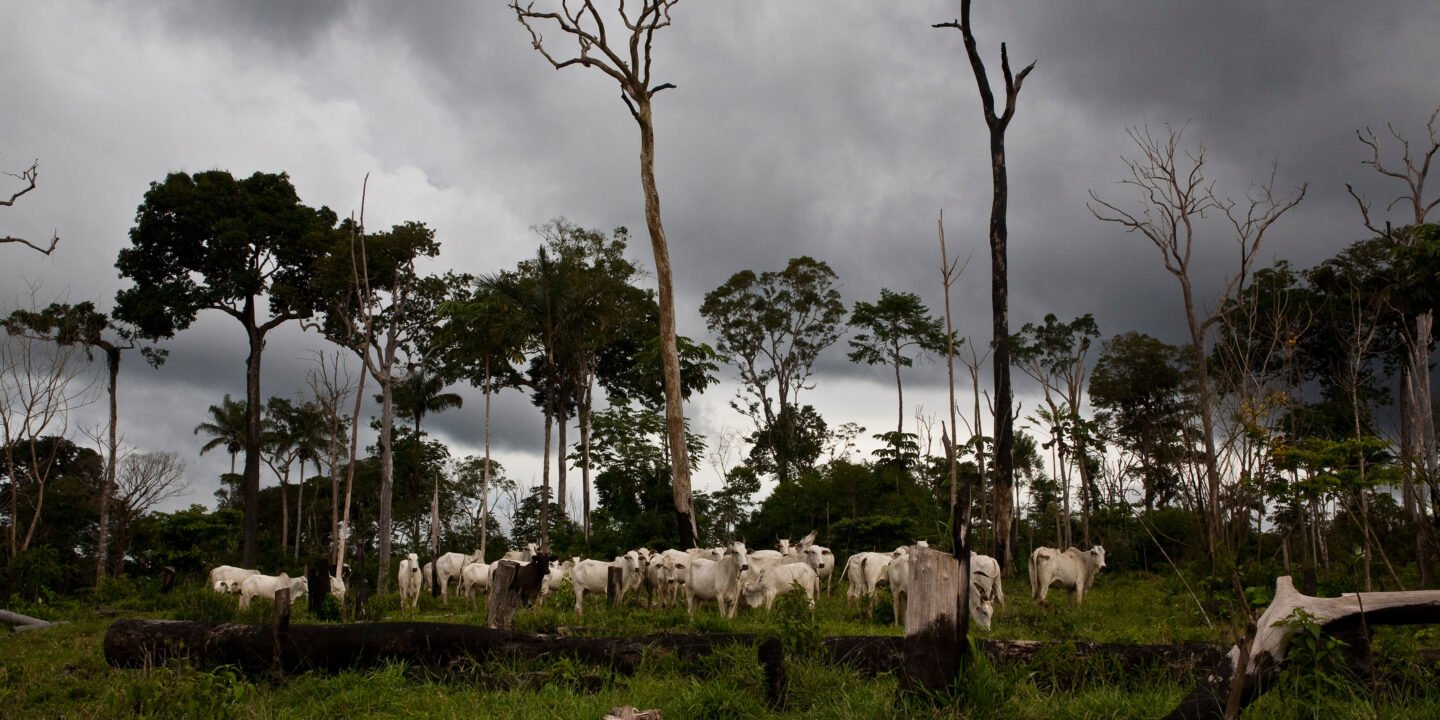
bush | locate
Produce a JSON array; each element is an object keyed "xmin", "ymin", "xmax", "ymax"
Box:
[
  {"xmin": 764, "ymin": 586, "xmax": 821, "ymax": 658},
  {"xmin": 5, "ymin": 546, "xmax": 67, "ymax": 601},
  {"xmin": 164, "ymin": 587, "xmax": 238, "ymax": 624}
]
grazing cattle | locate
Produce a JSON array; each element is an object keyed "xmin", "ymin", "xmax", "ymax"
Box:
[
  {"xmin": 617, "ymin": 550, "xmax": 648, "ymax": 602},
  {"xmin": 540, "ymin": 559, "xmax": 574, "ymax": 599},
  {"xmin": 460, "ymin": 561, "xmax": 494, "ymax": 601},
  {"xmin": 888, "ymin": 550, "xmax": 995, "ymax": 630},
  {"xmin": 684, "ymin": 541, "xmax": 751, "ymax": 618},
  {"xmin": 238, "ymin": 573, "xmax": 308, "ymax": 610},
  {"xmin": 971, "ymin": 552, "xmax": 1004, "ymax": 606},
  {"xmin": 801, "ymin": 543, "xmax": 835, "ymax": 595},
  {"xmin": 651, "ymin": 549, "xmax": 698, "ymax": 608},
  {"xmin": 570, "ymin": 559, "xmax": 616, "ymax": 615},
  {"xmin": 508, "ymin": 553, "xmax": 554, "ymax": 607},
  {"xmin": 398, "ymin": 553, "xmax": 422, "ymax": 609},
  {"xmin": 502, "ymin": 543, "xmax": 539, "ymax": 562},
  {"xmin": 208, "ymin": 565, "xmax": 258, "ymax": 595},
  {"xmin": 841, "ymin": 552, "xmax": 893, "ymax": 609},
  {"xmin": 427, "ymin": 551, "xmax": 480, "ymax": 605},
  {"xmin": 1029, "ymin": 545, "xmax": 1107, "ymax": 604},
  {"xmin": 742, "ymin": 561, "xmax": 818, "ymax": 611}
]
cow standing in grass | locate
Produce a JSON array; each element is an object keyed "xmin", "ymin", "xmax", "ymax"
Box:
[{"xmin": 1030, "ymin": 545, "xmax": 1107, "ymax": 604}]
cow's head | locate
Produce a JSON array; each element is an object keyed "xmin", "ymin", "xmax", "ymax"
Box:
[
  {"xmin": 728, "ymin": 541, "xmax": 750, "ymax": 571},
  {"xmin": 969, "ymin": 591, "xmax": 994, "ymax": 630},
  {"xmin": 406, "ymin": 553, "xmax": 420, "ymax": 572},
  {"xmin": 530, "ymin": 553, "xmax": 555, "ymax": 574},
  {"xmin": 804, "ymin": 545, "xmax": 830, "ymax": 571},
  {"xmin": 1089, "ymin": 545, "xmax": 1107, "ymax": 570}
]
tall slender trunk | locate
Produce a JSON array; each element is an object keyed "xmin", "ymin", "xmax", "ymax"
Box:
[
  {"xmin": 480, "ymin": 357, "xmax": 493, "ymax": 562},
  {"xmin": 894, "ymin": 359, "xmax": 905, "ymax": 440},
  {"xmin": 336, "ymin": 363, "xmax": 366, "ymax": 574},
  {"xmin": 1179, "ymin": 275, "xmax": 1224, "ymax": 561},
  {"xmin": 95, "ymin": 348, "xmax": 119, "ymax": 585},
  {"xmin": 279, "ymin": 464, "xmax": 290, "ymax": 553},
  {"xmin": 294, "ymin": 462, "xmax": 305, "ymax": 560},
  {"xmin": 988, "ymin": 125, "xmax": 1016, "ymax": 573},
  {"xmin": 540, "ymin": 400, "xmax": 552, "ymax": 552},
  {"xmin": 636, "ymin": 94, "xmax": 696, "ymax": 549},
  {"xmin": 242, "ymin": 303, "xmax": 264, "ymax": 567},
  {"xmin": 376, "ymin": 369, "xmax": 396, "ymax": 592},
  {"xmin": 581, "ymin": 375, "xmax": 594, "ymax": 544},
  {"xmin": 557, "ymin": 407, "xmax": 568, "ymax": 520}
]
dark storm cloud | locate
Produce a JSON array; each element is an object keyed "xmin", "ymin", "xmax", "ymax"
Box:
[{"xmin": 6, "ymin": 0, "xmax": 1440, "ymax": 506}]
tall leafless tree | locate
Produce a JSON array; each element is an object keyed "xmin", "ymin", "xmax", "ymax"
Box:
[
  {"xmin": 109, "ymin": 451, "xmax": 188, "ymax": 572},
  {"xmin": 1345, "ymin": 105, "xmax": 1440, "ymax": 585},
  {"xmin": 1, "ymin": 305, "xmax": 94, "ymax": 557},
  {"xmin": 935, "ymin": 0, "xmax": 1034, "ymax": 574},
  {"xmin": 1089, "ymin": 124, "xmax": 1306, "ymax": 559},
  {"xmin": 511, "ymin": 0, "xmax": 697, "ymax": 547}
]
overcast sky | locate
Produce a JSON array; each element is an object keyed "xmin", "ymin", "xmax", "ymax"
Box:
[{"xmin": 3, "ymin": 0, "xmax": 1438, "ymax": 519}]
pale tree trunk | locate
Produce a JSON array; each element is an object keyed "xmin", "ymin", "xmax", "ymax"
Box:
[
  {"xmin": 540, "ymin": 398, "xmax": 553, "ymax": 553},
  {"xmin": 480, "ymin": 358, "xmax": 493, "ymax": 562},
  {"xmin": 638, "ymin": 97, "xmax": 697, "ymax": 548},
  {"xmin": 376, "ymin": 363, "xmax": 396, "ymax": 592},
  {"xmin": 581, "ymin": 375, "xmax": 594, "ymax": 544},
  {"xmin": 95, "ymin": 349, "xmax": 119, "ymax": 585},
  {"xmin": 557, "ymin": 406, "xmax": 568, "ymax": 521}
]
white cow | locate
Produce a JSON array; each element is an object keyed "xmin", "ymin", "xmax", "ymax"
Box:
[
  {"xmin": 460, "ymin": 561, "xmax": 494, "ymax": 601},
  {"xmin": 238, "ymin": 573, "xmax": 308, "ymax": 610},
  {"xmin": 420, "ymin": 551, "xmax": 480, "ymax": 605},
  {"xmin": 684, "ymin": 541, "xmax": 751, "ymax": 618},
  {"xmin": 888, "ymin": 550, "xmax": 995, "ymax": 629},
  {"xmin": 742, "ymin": 561, "xmax": 818, "ymax": 611},
  {"xmin": 841, "ymin": 552, "xmax": 893, "ymax": 609},
  {"xmin": 541, "ymin": 559, "xmax": 575, "ymax": 599},
  {"xmin": 503, "ymin": 543, "xmax": 538, "ymax": 562},
  {"xmin": 570, "ymin": 553, "xmax": 645, "ymax": 615},
  {"xmin": 208, "ymin": 565, "xmax": 258, "ymax": 595},
  {"xmin": 398, "ymin": 553, "xmax": 422, "ymax": 609},
  {"xmin": 1029, "ymin": 545, "xmax": 1107, "ymax": 604},
  {"xmin": 800, "ymin": 543, "xmax": 835, "ymax": 594},
  {"xmin": 971, "ymin": 552, "xmax": 1005, "ymax": 606}
]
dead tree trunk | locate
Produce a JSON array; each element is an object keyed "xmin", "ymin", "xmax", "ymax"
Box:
[
  {"xmin": 487, "ymin": 560, "xmax": 522, "ymax": 630},
  {"xmin": 104, "ymin": 619, "xmax": 645, "ymax": 674},
  {"xmin": 1164, "ymin": 576, "xmax": 1440, "ymax": 720},
  {"xmin": 900, "ymin": 547, "xmax": 964, "ymax": 694}
]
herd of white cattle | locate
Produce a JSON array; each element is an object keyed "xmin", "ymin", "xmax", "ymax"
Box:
[{"xmin": 206, "ymin": 533, "xmax": 1108, "ymax": 629}]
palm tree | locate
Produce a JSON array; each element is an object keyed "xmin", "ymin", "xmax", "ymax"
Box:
[
  {"xmin": 391, "ymin": 369, "xmax": 464, "ymax": 438},
  {"xmin": 195, "ymin": 394, "xmax": 247, "ymax": 475},
  {"xmin": 288, "ymin": 401, "xmax": 329, "ymax": 559}
]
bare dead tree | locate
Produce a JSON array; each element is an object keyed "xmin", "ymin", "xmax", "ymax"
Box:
[
  {"xmin": 1, "ymin": 160, "xmax": 59, "ymax": 255},
  {"xmin": 306, "ymin": 350, "xmax": 356, "ymax": 570},
  {"xmin": 110, "ymin": 451, "xmax": 189, "ymax": 571},
  {"xmin": 511, "ymin": 0, "xmax": 698, "ymax": 548},
  {"xmin": 1089, "ymin": 123, "xmax": 1306, "ymax": 560},
  {"xmin": 1, "ymin": 312, "xmax": 95, "ymax": 557},
  {"xmin": 935, "ymin": 0, "xmax": 1034, "ymax": 577},
  {"xmin": 1345, "ymin": 106, "xmax": 1440, "ymax": 585}
]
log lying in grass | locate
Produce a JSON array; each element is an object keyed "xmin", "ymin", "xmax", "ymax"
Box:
[
  {"xmin": 1, "ymin": 609, "xmax": 64, "ymax": 632},
  {"xmin": 104, "ymin": 620, "xmax": 647, "ymax": 674},
  {"xmin": 1164, "ymin": 575, "xmax": 1440, "ymax": 720},
  {"xmin": 104, "ymin": 617, "xmax": 1229, "ymax": 684}
]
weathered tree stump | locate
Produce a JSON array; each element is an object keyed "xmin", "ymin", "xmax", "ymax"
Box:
[
  {"xmin": 900, "ymin": 547, "xmax": 962, "ymax": 694},
  {"xmin": 487, "ymin": 560, "xmax": 521, "ymax": 630},
  {"xmin": 306, "ymin": 558, "xmax": 331, "ymax": 618},
  {"xmin": 607, "ymin": 566, "xmax": 624, "ymax": 609},
  {"xmin": 1164, "ymin": 576, "xmax": 1440, "ymax": 720},
  {"xmin": 272, "ymin": 587, "xmax": 291, "ymax": 678}
]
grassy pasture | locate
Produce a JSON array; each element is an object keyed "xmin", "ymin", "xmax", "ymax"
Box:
[{"xmin": 2, "ymin": 572, "xmax": 1437, "ymax": 719}]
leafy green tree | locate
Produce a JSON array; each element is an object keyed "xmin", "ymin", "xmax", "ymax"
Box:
[
  {"xmin": 1089, "ymin": 332, "xmax": 1194, "ymax": 510},
  {"xmin": 194, "ymin": 395, "xmax": 247, "ymax": 475},
  {"xmin": 115, "ymin": 170, "xmax": 336, "ymax": 566},
  {"xmin": 847, "ymin": 289, "xmax": 949, "ymax": 441},
  {"xmin": 1012, "ymin": 313, "xmax": 1101, "ymax": 547},
  {"xmin": 701, "ymin": 256, "xmax": 846, "ymax": 485}
]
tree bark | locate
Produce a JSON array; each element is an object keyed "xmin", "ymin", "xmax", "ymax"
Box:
[
  {"xmin": 243, "ymin": 310, "xmax": 263, "ymax": 568},
  {"xmin": 1164, "ymin": 576, "xmax": 1440, "ymax": 720},
  {"xmin": 900, "ymin": 547, "xmax": 964, "ymax": 694},
  {"xmin": 95, "ymin": 348, "xmax": 119, "ymax": 586}
]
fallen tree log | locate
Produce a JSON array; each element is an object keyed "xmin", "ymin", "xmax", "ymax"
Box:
[
  {"xmin": 1164, "ymin": 575, "xmax": 1440, "ymax": 720},
  {"xmin": 104, "ymin": 620, "xmax": 647, "ymax": 674},
  {"xmin": 1, "ymin": 609, "xmax": 62, "ymax": 631},
  {"xmin": 105, "ymin": 619, "xmax": 1226, "ymax": 683}
]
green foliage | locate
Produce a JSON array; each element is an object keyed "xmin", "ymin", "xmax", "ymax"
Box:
[
  {"xmin": 4, "ymin": 546, "xmax": 66, "ymax": 601},
  {"xmin": 762, "ymin": 585, "xmax": 822, "ymax": 658},
  {"xmin": 675, "ymin": 676, "xmax": 768, "ymax": 719},
  {"xmin": 160, "ymin": 586, "xmax": 238, "ymax": 624},
  {"xmin": 1276, "ymin": 608, "xmax": 1362, "ymax": 715},
  {"xmin": 105, "ymin": 663, "xmax": 251, "ymax": 720}
]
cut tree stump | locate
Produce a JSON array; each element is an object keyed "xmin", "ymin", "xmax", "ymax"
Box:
[
  {"xmin": 488, "ymin": 560, "xmax": 521, "ymax": 630},
  {"xmin": 900, "ymin": 547, "xmax": 963, "ymax": 694},
  {"xmin": 607, "ymin": 566, "xmax": 624, "ymax": 609},
  {"xmin": 1164, "ymin": 575, "xmax": 1440, "ymax": 720}
]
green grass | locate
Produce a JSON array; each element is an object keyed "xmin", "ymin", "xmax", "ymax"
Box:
[{"xmin": 2, "ymin": 572, "xmax": 1435, "ymax": 719}]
